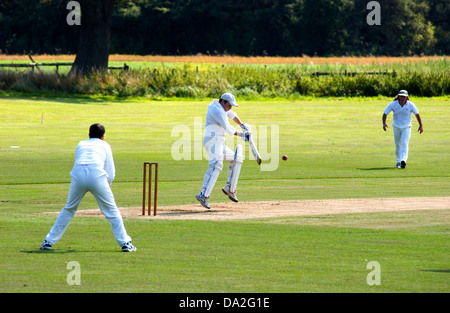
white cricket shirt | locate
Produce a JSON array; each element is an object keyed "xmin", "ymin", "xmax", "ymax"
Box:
[
  {"xmin": 383, "ymin": 100, "xmax": 419, "ymax": 128},
  {"xmin": 203, "ymin": 100, "xmax": 237, "ymax": 139},
  {"xmin": 72, "ymin": 138, "xmax": 115, "ymax": 184}
]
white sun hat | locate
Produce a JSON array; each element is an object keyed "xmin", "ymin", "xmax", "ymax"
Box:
[
  {"xmin": 398, "ymin": 90, "xmax": 409, "ymax": 97},
  {"xmin": 220, "ymin": 93, "xmax": 238, "ymax": 107}
]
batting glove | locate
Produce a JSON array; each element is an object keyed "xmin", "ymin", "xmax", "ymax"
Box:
[
  {"xmin": 239, "ymin": 130, "xmax": 252, "ymax": 141},
  {"xmin": 240, "ymin": 123, "xmax": 251, "ymax": 132}
]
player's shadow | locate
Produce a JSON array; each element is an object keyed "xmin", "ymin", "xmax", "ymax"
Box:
[
  {"xmin": 420, "ymin": 269, "xmax": 450, "ymax": 274},
  {"xmin": 359, "ymin": 167, "xmax": 396, "ymax": 171},
  {"xmin": 21, "ymin": 249, "xmax": 80, "ymax": 254},
  {"xmin": 159, "ymin": 210, "xmax": 211, "ymax": 217}
]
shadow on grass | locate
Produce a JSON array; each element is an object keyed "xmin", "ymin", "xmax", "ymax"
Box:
[
  {"xmin": 21, "ymin": 249, "xmax": 124, "ymax": 253},
  {"xmin": 158, "ymin": 211, "xmax": 210, "ymax": 217},
  {"xmin": 359, "ymin": 167, "xmax": 397, "ymax": 171},
  {"xmin": 0, "ymin": 91, "xmax": 117, "ymax": 105},
  {"xmin": 20, "ymin": 249, "xmax": 79, "ymax": 254},
  {"xmin": 420, "ymin": 269, "xmax": 450, "ymax": 274}
]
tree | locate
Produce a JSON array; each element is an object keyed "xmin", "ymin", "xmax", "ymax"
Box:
[
  {"xmin": 428, "ymin": 0, "xmax": 450, "ymax": 54},
  {"xmin": 70, "ymin": 0, "xmax": 114, "ymax": 75},
  {"xmin": 368, "ymin": 0, "xmax": 437, "ymax": 55},
  {"xmin": 0, "ymin": 0, "xmax": 78, "ymax": 54},
  {"xmin": 0, "ymin": 0, "xmax": 447, "ymax": 58}
]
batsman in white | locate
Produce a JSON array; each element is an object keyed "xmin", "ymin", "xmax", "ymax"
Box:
[
  {"xmin": 40, "ymin": 123, "xmax": 136, "ymax": 252},
  {"xmin": 382, "ymin": 90, "xmax": 423, "ymax": 168},
  {"xmin": 196, "ymin": 93, "xmax": 252, "ymax": 209}
]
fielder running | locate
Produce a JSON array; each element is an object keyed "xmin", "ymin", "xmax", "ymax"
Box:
[
  {"xmin": 196, "ymin": 93, "xmax": 252, "ymax": 209},
  {"xmin": 40, "ymin": 123, "xmax": 136, "ymax": 252},
  {"xmin": 382, "ymin": 90, "xmax": 423, "ymax": 168}
]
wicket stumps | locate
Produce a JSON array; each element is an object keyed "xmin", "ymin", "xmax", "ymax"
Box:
[{"xmin": 142, "ymin": 162, "xmax": 158, "ymax": 216}]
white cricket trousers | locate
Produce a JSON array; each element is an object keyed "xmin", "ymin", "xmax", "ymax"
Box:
[
  {"xmin": 393, "ymin": 125, "xmax": 412, "ymax": 163},
  {"xmin": 44, "ymin": 165, "xmax": 131, "ymax": 246},
  {"xmin": 201, "ymin": 136, "xmax": 235, "ymax": 197},
  {"xmin": 204, "ymin": 136, "xmax": 235, "ymax": 167}
]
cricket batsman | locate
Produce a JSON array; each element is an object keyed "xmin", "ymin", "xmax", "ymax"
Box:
[{"xmin": 196, "ymin": 93, "xmax": 252, "ymax": 209}]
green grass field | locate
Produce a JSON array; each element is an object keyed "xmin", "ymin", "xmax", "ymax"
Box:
[{"xmin": 0, "ymin": 94, "xmax": 449, "ymax": 293}]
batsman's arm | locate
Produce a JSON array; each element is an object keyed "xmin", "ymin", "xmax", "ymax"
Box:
[
  {"xmin": 230, "ymin": 115, "xmax": 242, "ymax": 136},
  {"xmin": 234, "ymin": 130, "xmax": 251, "ymax": 141},
  {"xmin": 233, "ymin": 116, "xmax": 243, "ymax": 126},
  {"xmin": 232, "ymin": 118, "xmax": 250, "ymax": 138}
]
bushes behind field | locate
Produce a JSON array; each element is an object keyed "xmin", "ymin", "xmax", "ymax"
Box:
[{"xmin": 1, "ymin": 63, "xmax": 449, "ymax": 98}]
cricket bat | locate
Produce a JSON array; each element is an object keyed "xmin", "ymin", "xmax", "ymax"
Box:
[{"xmin": 248, "ymin": 135, "xmax": 261, "ymax": 165}]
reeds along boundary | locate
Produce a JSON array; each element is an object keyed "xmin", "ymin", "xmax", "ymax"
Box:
[{"xmin": 0, "ymin": 64, "xmax": 449, "ymax": 98}]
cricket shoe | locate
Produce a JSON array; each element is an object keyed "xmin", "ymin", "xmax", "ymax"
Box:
[
  {"xmin": 40, "ymin": 240, "xmax": 52, "ymax": 250},
  {"xmin": 395, "ymin": 162, "xmax": 401, "ymax": 168},
  {"xmin": 401, "ymin": 161, "xmax": 406, "ymax": 169},
  {"xmin": 222, "ymin": 185, "xmax": 239, "ymax": 203},
  {"xmin": 121, "ymin": 242, "xmax": 137, "ymax": 252},
  {"xmin": 196, "ymin": 193, "xmax": 211, "ymax": 209}
]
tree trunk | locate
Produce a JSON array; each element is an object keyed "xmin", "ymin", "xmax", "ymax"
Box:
[{"xmin": 70, "ymin": 0, "xmax": 114, "ymax": 76}]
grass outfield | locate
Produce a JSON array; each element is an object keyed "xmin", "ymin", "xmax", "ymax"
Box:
[{"xmin": 0, "ymin": 95, "xmax": 449, "ymax": 293}]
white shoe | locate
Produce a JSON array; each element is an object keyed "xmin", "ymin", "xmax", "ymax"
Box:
[
  {"xmin": 40, "ymin": 240, "xmax": 52, "ymax": 250},
  {"xmin": 196, "ymin": 193, "xmax": 210, "ymax": 209},
  {"xmin": 121, "ymin": 242, "xmax": 137, "ymax": 252},
  {"xmin": 222, "ymin": 185, "xmax": 239, "ymax": 203}
]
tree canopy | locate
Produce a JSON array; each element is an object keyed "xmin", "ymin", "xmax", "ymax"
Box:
[{"xmin": 0, "ymin": 0, "xmax": 448, "ymax": 56}]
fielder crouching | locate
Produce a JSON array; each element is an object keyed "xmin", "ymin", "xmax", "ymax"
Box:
[
  {"xmin": 196, "ymin": 93, "xmax": 252, "ymax": 209},
  {"xmin": 40, "ymin": 123, "xmax": 136, "ymax": 252}
]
